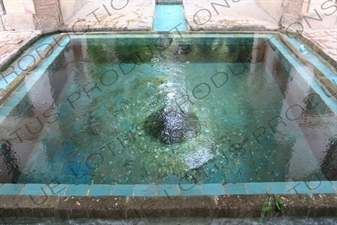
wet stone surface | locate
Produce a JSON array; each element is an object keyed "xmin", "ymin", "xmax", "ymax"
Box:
[{"xmin": 145, "ymin": 106, "xmax": 201, "ymax": 144}]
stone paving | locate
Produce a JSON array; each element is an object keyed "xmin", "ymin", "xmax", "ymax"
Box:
[
  {"xmin": 62, "ymin": 0, "xmax": 155, "ymax": 31},
  {"xmin": 303, "ymin": 29, "xmax": 337, "ymax": 62},
  {"xmin": 0, "ymin": 30, "xmax": 42, "ymax": 69},
  {"xmin": 183, "ymin": 0, "xmax": 279, "ymax": 31}
]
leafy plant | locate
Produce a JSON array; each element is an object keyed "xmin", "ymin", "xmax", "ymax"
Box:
[{"xmin": 261, "ymin": 194, "xmax": 284, "ymax": 217}]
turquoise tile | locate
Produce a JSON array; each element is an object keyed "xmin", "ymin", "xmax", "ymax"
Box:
[
  {"xmin": 317, "ymin": 65, "xmax": 332, "ymax": 76},
  {"xmin": 38, "ymin": 63, "xmax": 51, "ymax": 71},
  {"xmin": 267, "ymin": 182, "xmax": 289, "ymax": 194},
  {"xmin": 134, "ymin": 184, "xmax": 156, "ymax": 196},
  {"xmin": 21, "ymin": 184, "xmax": 46, "ymax": 195},
  {"xmin": 245, "ymin": 182, "xmax": 268, "ymax": 194},
  {"xmin": 112, "ymin": 185, "xmax": 133, "ymax": 196},
  {"xmin": 304, "ymin": 54, "xmax": 317, "ymax": 61},
  {"xmin": 3, "ymin": 98, "xmax": 20, "ymax": 108},
  {"xmin": 25, "ymin": 79, "xmax": 38, "ymax": 89},
  {"xmin": 44, "ymin": 184, "xmax": 67, "ymax": 196},
  {"xmin": 158, "ymin": 184, "xmax": 179, "ymax": 197},
  {"xmin": 0, "ymin": 107, "xmax": 12, "ymax": 116},
  {"xmin": 89, "ymin": 184, "xmax": 112, "ymax": 196},
  {"xmin": 11, "ymin": 91, "xmax": 26, "ymax": 98},
  {"xmin": 331, "ymin": 181, "xmax": 337, "ymax": 191},
  {"xmin": 66, "ymin": 184, "xmax": 89, "ymax": 196},
  {"xmin": 180, "ymin": 184, "xmax": 202, "ymax": 196},
  {"xmin": 236, "ymin": 34, "xmax": 254, "ymax": 38},
  {"xmin": 2, "ymin": 73, "xmax": 16, "ymax": 84},
  {"xmin": 0, "ymin": 77, "xmax": 8, "ymax": 86},
  {"xmin": 0, "ymin": 184, "xmax": 25, "ymax": 195},
  {"xmin": 225, "ymin": 183, "xmax": 247, "ymax": 194},
  {"xmin": 17, "ymin": 55, "xmax": 35, "ymax": 70},
  {"xmin": 58, "ymin": 37, "xmax": 71, "ymax": 47},
  {"xmin": 14, "ymin": 84, "xmax": 29, "ymax": 94},
  {"xmin": 287, "ymin": 182, "xmax": 312, "ymax": 194},
  {"xmin": 202, "ymin": 184, "xmax": 224, "ymax": 196},
  {"xmin": 308, "ymin": 181, "xmax": 336, "ymax": 194}
]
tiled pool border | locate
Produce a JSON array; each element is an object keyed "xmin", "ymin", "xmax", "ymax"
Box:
[
  {"xmin": 1, "ymin": 31, "xmax": 337, "ymax": 219},
  {"xmin": 1, "ymin": 181, "xmax": 337, "ymax": 197}
]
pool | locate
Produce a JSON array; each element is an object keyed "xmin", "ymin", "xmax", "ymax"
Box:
[
  {"xmin": 0, "ymin": 32, "xmax": 337, "ymax": 222},
  {"xmin": 1, "ymin": 31, "xmax": 337, "ymax": 188}
]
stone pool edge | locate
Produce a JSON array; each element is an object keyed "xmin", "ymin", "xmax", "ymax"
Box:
[
  {"xmin": 0, "ymin": 194, "xmax": 337, "ymax": 219},
  {"xmin": 1, "ymin": 181, "xmax": 337, "ymax": 219},
  {"xmin": 0, "ymin": 34, "xmax": 66, "ymax": 106}
]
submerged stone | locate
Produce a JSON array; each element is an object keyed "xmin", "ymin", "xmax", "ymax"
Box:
[{"xmin": 145, "ymin": 107, "xmax": 201, "ymax": 144}]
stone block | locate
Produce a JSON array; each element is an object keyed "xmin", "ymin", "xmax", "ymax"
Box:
[
  {"xmin": 23, "ymin": 0, "xmax": 36, "ymax": 14},
  {"xmin": 3, "ymin": 0, "xmax": 24, "ymax": 14},
  {"xmin": 2, "ymin": 14, "xmax": 36, "ymax": 30},
  {"xmin": 35, "ymin": 17, "xmax": 60, "ymax": 32}
]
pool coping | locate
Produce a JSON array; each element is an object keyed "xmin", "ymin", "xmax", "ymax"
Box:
[
  {"xmin": 0, "ymin": 194, "xmax": 337, "ymax": 220},
  {"xmin": 0, "ymin": 32, "xmax": 43, "ymax": 73},
  {"xmin": 0, "ymin": 34, "xmax": 66, "ymax": 106}
]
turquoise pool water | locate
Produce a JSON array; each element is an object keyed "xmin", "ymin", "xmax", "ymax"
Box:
[
  {"xmin": 153, "ymin": 4, "xmax": 187, "ymax": 31},
  {"xmin": 0, "ymin": 33, "xmax": 337, "ymax": 197}
]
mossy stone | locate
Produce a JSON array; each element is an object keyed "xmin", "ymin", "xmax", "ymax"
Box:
[{"xmin": 145, "ymin": 106, "xmax": 200, "ymax": 144}]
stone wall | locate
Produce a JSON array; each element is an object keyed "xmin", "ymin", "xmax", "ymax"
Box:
[
  {"xmin": 255, "ymin": 0, "xmax": 303, "ymax": 25},
  {"xmin": 282, "ymin": 0, "xmax": 305, "ymax": 26},
  {"xmin": 255, "ymin": 0, "xmax": 283, "ymax": 23},
  {"xmin": 1, "ymin": 0, "xmax": 36, "ymax": 30},
  {"xmin": 0, "ymin": 0, "xmax": 87, "ymax": 31},
  {"xmin": 256, "ymin": 0, "xmax": 337, "ymax": 29},
  {"xmin": 59, "ymin": 0, "xmax": 87, "ymax": 23},
  {"xmin": 33, "ymin": 0, "xmax": 63, "ymax": 32}
]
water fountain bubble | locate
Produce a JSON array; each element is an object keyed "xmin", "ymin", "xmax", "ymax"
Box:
[{"xmin": 145, "ymin": 106, "xmax": 201, "ymax": 144}]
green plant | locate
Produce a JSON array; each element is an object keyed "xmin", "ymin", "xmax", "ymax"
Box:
[{"xmin": 261, "ymin": 194, "xmax": 284, "ymax": 217}]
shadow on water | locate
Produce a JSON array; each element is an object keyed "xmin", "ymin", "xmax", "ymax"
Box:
[{"xmin": 0, "ymin": 140, "xmax": 21, "ymax": 183}]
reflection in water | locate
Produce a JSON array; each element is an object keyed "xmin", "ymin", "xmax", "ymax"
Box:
[
  {"xmin": 3, "ymin": 36, "xmax": 336, "ymax": 185},
  {"xmin": 321, "ymin": 138, "xmax": 337, "ymax": 180},
  {"xmin": 0, "ymin": 140, "xmax": 21, "ymax": 183}
]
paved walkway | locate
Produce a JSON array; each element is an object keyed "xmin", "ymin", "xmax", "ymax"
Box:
[
  {"xmin": 0, "ymin": 31, "xmax": 41, "ymax": 68},
  {"xmin": 183, "ymin": 0, "xmax": 279, "ymax": 31},
  {"xmin": 303, "ymin": 29, "xmax": 337, "ymax": 62},
  {"xmin": 63, "ymin": 0, "xmax": 155, "ymax": 31}
]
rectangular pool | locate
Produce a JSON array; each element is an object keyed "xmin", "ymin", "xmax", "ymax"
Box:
[{"xmin": 0, "ymin": 33, "xmax": 337, "ymax": 196}]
